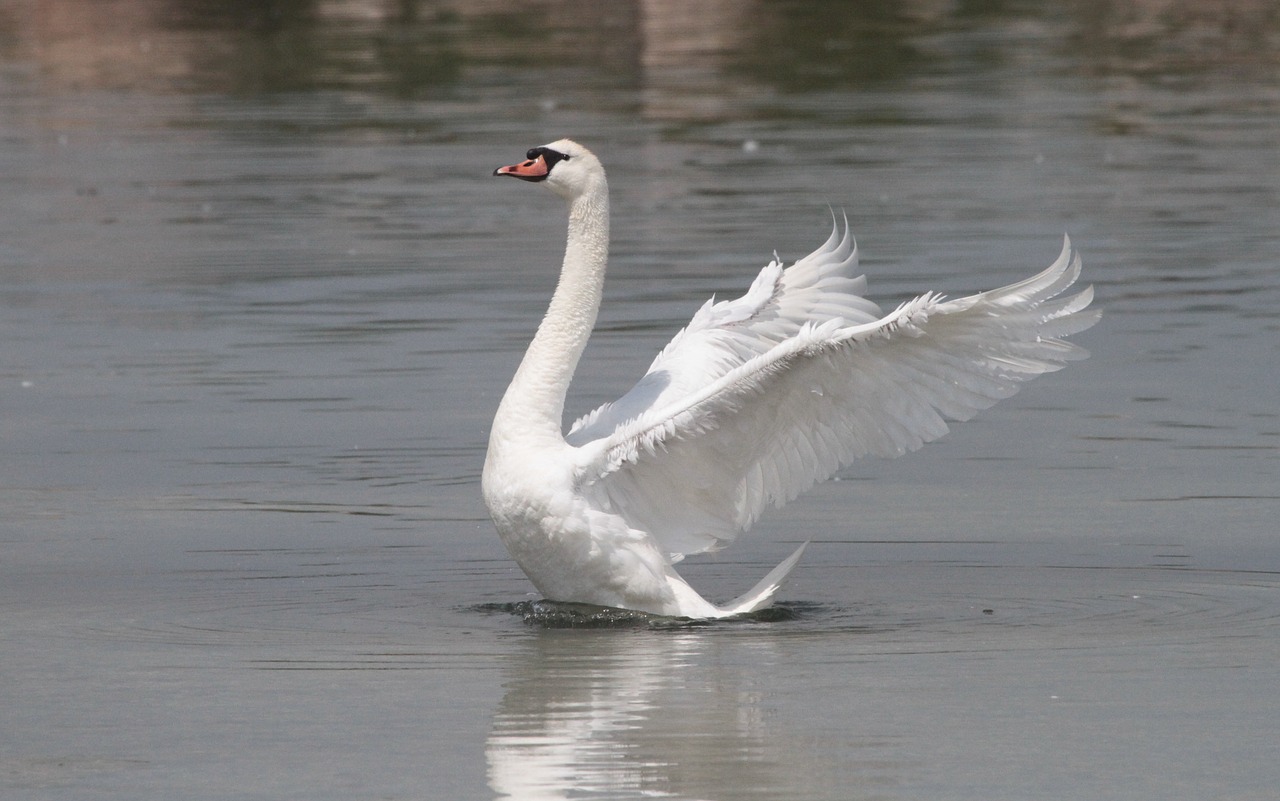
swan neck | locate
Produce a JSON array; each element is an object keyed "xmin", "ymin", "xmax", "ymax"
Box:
[{"xmin": 495, "ymin": 186, "xmax": 609, "ymax": 444}]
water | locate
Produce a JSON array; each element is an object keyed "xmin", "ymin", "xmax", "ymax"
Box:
[{"xmin": 2, "ymin": 2, "xmax": 1278, "ymax": 799}]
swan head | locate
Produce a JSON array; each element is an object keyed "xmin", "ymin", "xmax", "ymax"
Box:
[{"xmin": 494, "ymin": 139, "xmax": 604, "ymax": 200}]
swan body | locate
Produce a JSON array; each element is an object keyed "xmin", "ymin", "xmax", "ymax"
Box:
[{"xmin": 484, "ymin": 139, "xmax": 1099, "ymax": 619}]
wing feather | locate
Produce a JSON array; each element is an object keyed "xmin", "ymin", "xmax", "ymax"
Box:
[
  {"xmin": 571, "ymin": 234, "xmax": 1098, "ymax": 560},
  {"xmin": 565, "ymin": 215, "xmax": 877, "ymax": 446}
]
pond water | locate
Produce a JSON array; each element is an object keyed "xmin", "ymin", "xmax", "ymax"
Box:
[{"xmin": 2, "ymin": 2, "xmax": 1278, "ymax": 799}]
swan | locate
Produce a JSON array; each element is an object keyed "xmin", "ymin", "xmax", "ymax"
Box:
[{"xmin": 483, "ymin": 139, "xmax": 1099, "ymax": 619}]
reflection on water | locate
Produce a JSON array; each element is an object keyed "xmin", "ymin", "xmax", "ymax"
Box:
[
  {"xmin": 2, "ymin": 2, "xmax": 1278, "ymax": 800},
  {"xmin": 487, "ymin": 631, "xmax": 779, "ymax": 801}
]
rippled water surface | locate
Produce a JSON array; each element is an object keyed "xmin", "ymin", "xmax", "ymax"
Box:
[{"xmin": 2, "ymin": 2, "xmax": 1278, "ymax": 799}]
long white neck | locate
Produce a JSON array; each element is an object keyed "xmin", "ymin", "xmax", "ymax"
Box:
[{"xmin": 491, "ymin": 182, "xmax": 610, "ymax": 447}]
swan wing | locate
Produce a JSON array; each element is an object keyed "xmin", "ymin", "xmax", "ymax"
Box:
[
  {"xmin": 571, "ymin": 236, "xmax": 1099, "ymax": 560},
  {"xmin": 566, "ymin": 216, "xmax": 882, "ymax": 445}
]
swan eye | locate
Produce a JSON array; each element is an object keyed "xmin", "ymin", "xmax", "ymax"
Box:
[
  {"xmin": 541, "ymin": 148, "xmax": 569, "ymax": 168},
  {"xmin": 525, "ymin": 146, "xmax": 571, "ymax": 171}
]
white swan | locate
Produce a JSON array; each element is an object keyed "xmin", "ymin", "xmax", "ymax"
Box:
[{"xmin": 483, "ymin": 139, "xmax": 1099, "ymax": 619}]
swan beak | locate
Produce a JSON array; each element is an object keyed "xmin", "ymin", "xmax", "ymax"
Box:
[{"xmin": 494, "ymin": 155, "xmax": 550, "ymax": 182}]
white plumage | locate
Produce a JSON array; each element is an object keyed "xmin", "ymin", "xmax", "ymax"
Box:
[{"xmin": 484, "ymin": 139, "xmax": 1099, "ymax": 618}]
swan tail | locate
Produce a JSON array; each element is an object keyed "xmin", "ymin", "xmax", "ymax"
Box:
[{"xmin": 718, "ymin": 541, "xmax": 809, "ymax": 616}]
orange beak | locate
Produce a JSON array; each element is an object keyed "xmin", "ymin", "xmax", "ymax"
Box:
[{"xmin": 494, "ymin": 154, "xmax": 550, "ymax": 182}]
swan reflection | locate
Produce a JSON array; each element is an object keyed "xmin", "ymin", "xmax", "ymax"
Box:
[{"xmin": 487, "ymin": 626, "xmax": 779, "ymax": 801}]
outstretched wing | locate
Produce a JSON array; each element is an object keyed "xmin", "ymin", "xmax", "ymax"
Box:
[
  {"xmin": 565, "ymin": 216, "xmax": 879, "ymax": 445},
  {"xmin": 569, "ymin": 236, "xmax": 1099, "ymax": 561}
]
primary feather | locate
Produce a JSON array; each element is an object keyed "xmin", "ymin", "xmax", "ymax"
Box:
[{"xmin": 571, "ymin": 230, "xmax": 1095, "ymax": 561}]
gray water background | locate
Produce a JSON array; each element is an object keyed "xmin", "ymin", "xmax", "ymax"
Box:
[{"xmin": 2, "ymin": 2, "xmax": 1277, "ymax": 799}]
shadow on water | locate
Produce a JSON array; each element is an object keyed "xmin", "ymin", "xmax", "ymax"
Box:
[
  {"xmin": 476, "ymin": 599, "xmax": 812, "ymax": 629},
  {"xmin": 475, "ymin": 564, "xmax": 1280, "ymax": 639}
]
